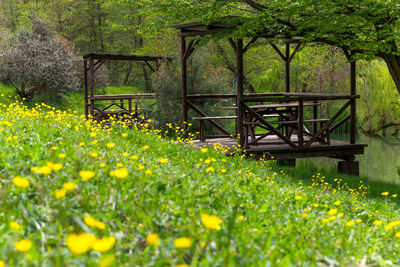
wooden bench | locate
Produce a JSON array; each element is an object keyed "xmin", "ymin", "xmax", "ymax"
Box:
[{"xmin": 192, "ymin": 116, "xmax": 237, "ymax": 142}]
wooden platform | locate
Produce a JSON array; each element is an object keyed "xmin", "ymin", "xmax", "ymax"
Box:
[{"xmin": 190, "ymin": 135, "xmax": 366, "ymax": 160}]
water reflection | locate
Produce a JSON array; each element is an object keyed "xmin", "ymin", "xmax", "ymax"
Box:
[{"xmin": 298, "ymin": 131, "xmax": 400, "ymax": 184}]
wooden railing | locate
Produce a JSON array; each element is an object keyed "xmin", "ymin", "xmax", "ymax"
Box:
[
  {"xmin": 87, "ymin": 93, "xmax": 156, "ymax": 124},
  {"xmin": 185, "ymin": 93, "xmax": 358, "ymax": 149}
]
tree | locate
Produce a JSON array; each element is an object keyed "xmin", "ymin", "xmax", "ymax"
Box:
[
  {"xmin": 0, "ymin": 19, "xmax": 80, "ymax": 99},
  {"xmin": 121, "ymin": 0, "xmax": 400, "ymax": 93}
]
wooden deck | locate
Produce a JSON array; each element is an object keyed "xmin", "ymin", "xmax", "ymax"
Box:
[{"xmin": 190, "ymin": 135, "xmax": 366, "ymax": 160}]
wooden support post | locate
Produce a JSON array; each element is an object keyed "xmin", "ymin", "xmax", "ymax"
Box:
[
  {"xmin": 181, "ymin": 36, "xmax": 188, "ymax": 133},
  {"xmin": 285, "ymin": 42, "xmax": 290, "ymax": 93},
  {"xmin": 338, "ymin": 160, "xmax": 359, "ymax": 176},
  {"xmin": 298, "ymin": 99, "xmax": 304, "ymax": 146},
  {"xmin": 84, "ymin": 59, "xmax": 89, "ymax": 118},
  {"xmin": 89, "ymin": 57, "xmax": 95, "ymax": 118},
  {"xmin": 236, "ymin": 38, "xmax": 245, "ymax": 147},
  {"xmin": 350, "ymin": 59, "xmax": 356, "ymax": 144},
  {"xmin": 313, "ymin": 100, "xmax": 318, "ymax": 134}
]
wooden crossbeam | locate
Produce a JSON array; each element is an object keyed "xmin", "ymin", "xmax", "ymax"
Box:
[
  {"xmin": 304, "ymin": 100, "xmax": 351, "ymax": 148},
  {"xmin": 243, "ymin": 37, "xmax": 259, "ymax": 53},
  {"xmin": 270, "ymin": 43, "xmax": 287, "ymax": 61},
  {"xmin": 328, "ymin": 114, "xmax": 350, "ymax": 134},
  {"xmin": 144, "ymin": 61, "xmax": 155, "ymax": 72},
  {"xmin": 187, "ymin": 101, "xmax": 232, "ymax": 136},
  {"xmin": 228, "ymin": 38, "xmax": 237, "ymax": 55},
  {"xmin": 288, "ymin": 43, "xmax": 301, "ymax": 63},
  {"xmin": 242, "ymin": 103, "xmax": 297, "ymax": 148}
]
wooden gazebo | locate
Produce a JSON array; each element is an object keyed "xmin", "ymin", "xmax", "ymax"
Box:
[
  {"xmin": 174, "ymin": 18, "xmax": 366, "ymax": 175},
  {"xmin": 82, "ymin": 52, "xmax": 167, "ymax": 124}
]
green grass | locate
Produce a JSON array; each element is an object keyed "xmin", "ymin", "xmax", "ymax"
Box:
[{"xmin": 1, "ymin": 100, "xmax": 400, "ymax": 266}]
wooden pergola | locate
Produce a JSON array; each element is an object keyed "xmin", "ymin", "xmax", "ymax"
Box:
[
  {"xmin": 81, "ymin": 52, "xmax": 168, "ymax": 123},
  {"xmin": 174, "ymin": 17, "xmax": 366, "ymax": 175}
]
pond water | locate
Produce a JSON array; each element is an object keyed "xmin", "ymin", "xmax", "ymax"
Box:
[{"xmin": 297, "ymin": 130, "xmax": 400, "ymax": 184}]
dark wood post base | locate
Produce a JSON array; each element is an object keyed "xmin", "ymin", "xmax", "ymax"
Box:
[
  {"xmin": 277, "ymin": 159, "xmax": 296, "ymax": 167},
  {"xmin": 338, "ymin": 160, "xmax": 359, "ymax": 176}
]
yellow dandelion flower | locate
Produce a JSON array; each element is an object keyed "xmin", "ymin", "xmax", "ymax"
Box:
[
  {"xmin": 90, "ymin": 152, "xmax": 98, "ymax": 158},
  {"xmin": 322, "ymin": 218, "xmax": 330, "ymax": 223},
  {"xmin": 201, "ymin": 148, "xmax": 208, "ymax": 153},
  {"xmin": 106, "ymin": 143, "xmax": 115, "ymax": 148},
  {"xmin": 200, "ymin": 241, "xmax": 206, "ymax": 248},
  {"xmin": 90, "ymin": 132, "xmax": 97, "ymax": 137},
  {"xmin": 52, "ymin": 163, "xmax": 63, "ymax": 172},
  {"xmin": 0, "ymin": 260, "xmax": 4, "ymax": 267},
  {"xmin": 238, "ymin": 215, "xmax": 244, "ymax": 221},
  {"xmin": 114, "ymin": 168, "xmax": 128, "ymax": 179},
  {"xmin": 79, "ymin": 170, "xmax": 95, "ymax": 181},
  {"xmin": 142, "ymin": 145, "xmax": 149, "ymax": 149},
  {"xmin": 14, "ymin": 239, "xmax": 32, "ymax": 252},
  {"xmin": 79, "ymin": 142, "xmax": 85, "ymax": 147},
  {"xmin": 174, "ymin": 237, "xmax": 192, "ymax": 249},
  {"xmin": 146, "ymin": 233, "xmax": 159, "ymax": 245},
  {"xmin": 121, "ymin": 133, "xmax": 128, "ymax": 138},
  {"xmin": 384, "ymin": 220, "xmax": 400, "ymax": 230},
  {"xmin": 55, "ymin": 189, "xmax": 66, "ymax": 199},
  {"xmin": 66, "ymin": 233, "xmax": 95, "ymax": 254},
  {"xmin": 328, "ymin": 208, "xmax": 338, "ymax": 215},
  {"xmin": 145, "ymin": 170, "xmax": 152, "ymax": 175},
  {"xmin": 93, "ymin": 236, "xmax": 116, "ymax": 252},
  {"xmin": 10, "ymin": 221, "xmax": 22, "ymax": 231},
  {"xmin": 131, "ymin": 155, "xmax": 138, "ymax": 160},
  {"xmin": 99, "ymin": 162, "xmax": 106, "ymax": 168},
  {"xmin": 175, "ymin": 264, "xmax": 190, "ymax": 267},
  {"xmin": 206, "ymin": 166, "xmax": 215, "ymax": 173},
  {"xmin": 201, "ymin": 213, "xmax": 222, "ymax": 230},
  {"xmin": 138, "ymin": 165, "xmax": 145, "ymax": 170},
  {"xmin": 38, "ymin": 165, "xmax": 52, "ymax": 175},
  {"xmin": 396, "ymin": 232, "xmax": 400, "ymax": 238},
  {"xmin": 356, "ymin": 219, "xmax": 362, "ymax": 223},
  {"xmin": 159, "ymin": 158, "xmax": 168, "ymax": 164},
  {"xmin": 59, "ymin": 153, "xmax": 66, "ymax": 159},
  {"xmin": 346, "ymin": 220, "xmax": 354, "ymax": 227},
  {"xmin": 123, "ymin": 152, "xmax": 130, "ymax": 157},
  {"xmin": 334, "ymin": 201, "xmax": 341, "ymax": 206},
  {"xmin": 63, "ymin": 182, "xmax": 76, "ymax": 191},
  {"xmin": 294, "ymin": 195, "xmax": 302, "ymax": 200},
  {"xmin": 51, "ymin": 146, "xmax": 58, "ymax": 151},
  {"xmin": 373, "ymin": 220, "xmax": 383, "ymax": 226},
  {"xmin": 301, "ymin": 213, "xmax": 308, "ymax": 219},
  {"xmin": 381, "ymin": 192, "xmax": 389, "ymax": 196},
  {"xmin": 13, "ymin": 176, "xmax": 30, "ymax": 189},
  {"xmin": 116, "ymin": 163, "xmax": 123, "ymax": 167},
  {"xmin": 313, "ymin": 204, "xmax": 320, "ymax": 208},
  {"xmin": 392, "ymin": 194, "xmax": 398, "ymax": 198}
]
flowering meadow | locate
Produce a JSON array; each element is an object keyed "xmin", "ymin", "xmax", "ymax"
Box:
[{"xmin": 1, "ymin": 100, "xmax": 400, "ymax": 266}]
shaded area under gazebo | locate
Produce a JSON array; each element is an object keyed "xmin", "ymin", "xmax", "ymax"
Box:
[{"xmin": 174, "ymin": 17, "xmax": 366, "ymax": 175}]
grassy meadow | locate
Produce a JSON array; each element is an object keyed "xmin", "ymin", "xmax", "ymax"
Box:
[{"xmin": 0, "ymin": 90, "xmax": 400, "ymax": 266}]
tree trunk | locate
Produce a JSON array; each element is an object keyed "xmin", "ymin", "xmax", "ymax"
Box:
[{"xmin": 381, "ymin": 54, "xmax": 400, "ymax": 94}]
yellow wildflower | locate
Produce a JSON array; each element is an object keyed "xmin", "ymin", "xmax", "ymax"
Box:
[
  {"xmin": 90, "ymin": 132, "xmax": 97, "ymax": 137},
  {"xmin": 301, "ymin": 213, "xmax": 308, "ymax": 219},
  {"xmin": 99, "ymin": 162, "xmax": 106, "ymax": 168},
  {"xmin": 145, "ymin": 170, "xmax": 152, "ymax": 175},
  {"xmin": 294, "ymin": 195, "xmax": 302, "ymax": 200},
  {"xmin": 381, "ymin": 192, "xmax": 389, "ymax": 196},
  {"xmin": 392, "ymin": 194, "xmax": 398, "ymax": 198},
  {"xmin": 90, "ymin": 152, "xmax": 98, "ymax": 158},
  {"xmin": 38, "ymin": 165, "xmax": 52, "ymax": 175},
  {"xmin": 146, "ymin": 233, "xmax": 159, "ymax": 246},
  {"xmin": 221, "ymin": 168, "xmax": 227, "ymax": 173},
  {"xmin": 14, "ymin": 239, "xmax": 32, "ymax": 252},
  {"xmin": 396, "ymin": 232, "xmax": 400, "ymax": 238},
  {"xmin": 79, "ymin": 170, "xmax": 95, "ymax": 181},
  {"xmin": 334, "ymin": 201, "xmax": 341, "ymax": 206},
  {"xmin": 384, "ymin": 220, "xmax": 400, "ymax": 230},
  {"xmin": 10, "ymin": 221, "xmax": 22, "ymax": 231},
  {"xmin": 142, "ymin": 145, "xmax": 149, "ymax": 149},
  {"xmin": 201, "ymin": 213, "xmax": 222, "ymax": 230},
  {"xmin": 346, "ymin": 220, "xmax": 354, "ymax": 227},
  {"xmin": 238, "ymin": 215, "xmax": 244, "ymax": 221},
  {"xmin": 106, "ymin": 143, "xmax": 115, "ymax": 148},
  {"xmin": 13, "ymin": 176, "xmax": 30, "ymax": 189},
  {"xmin": 206, "ymin": 166, "xmax": 215, "ymax": 173},
  {"xmin": 93, "ymin": 236, "xmax": 116, "ymax": 252},
  {"xmin": 114, "ymin": 168, "xmax": 128, "ymax": 179},
  {"xmin": 63, "ymin": 182, "xmax": 76, "ymax": 191},
  {"xmin": 121, "ymin": 133, "xmax": 128, "ymax": 138},
  {"xmin": 174, "ymin": 237, "xmax": 192, "ymax": 249},
  {"xmin": 51, "ymin": 146, "xmax": 58, "ymax": 151},
  {"xmin": 0, "ymin": 260, "xmax": 4, "ymax": 267},
  {"xmin": 52, "ymin": 163, "xmax": 63, "ymax": 171},
  {"xmin": 201, "ymin": 148, "xmax": 208, "ymax": 153},
  {"xmin": 131, "ymin": 155, "xmax": 138, "ymax": 160},
  {"xmin": 159, "ymin": 158, "xmax": 168, "ymax": 164},
  {"xmin": 322, "ymin": 218, "xmax": 330, "ymax": 223},
  {"xmin": 373, "ymin": 220, "xmax": 383, "ymax": 226},
  {"xmin": 66, "ymin": 233, "xmax": 95, "ymax": 254},
  {"xmin": 356, "ymin": 219, "xmax": 362, "ymax": 223},
  {"xmin": 55, "ymin": 189, "xmax": 66, "ymax": 199},
  {"xmin": 328, "ymin": 208, "xmax": 338, "ymax": 215},
  {"xmin": 123, "ymin": 152, "xmax": 130, "ymax": 157},
  {"xmin": 59, "ymin": 153, "xmax": 66, "ymax": 159}
]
